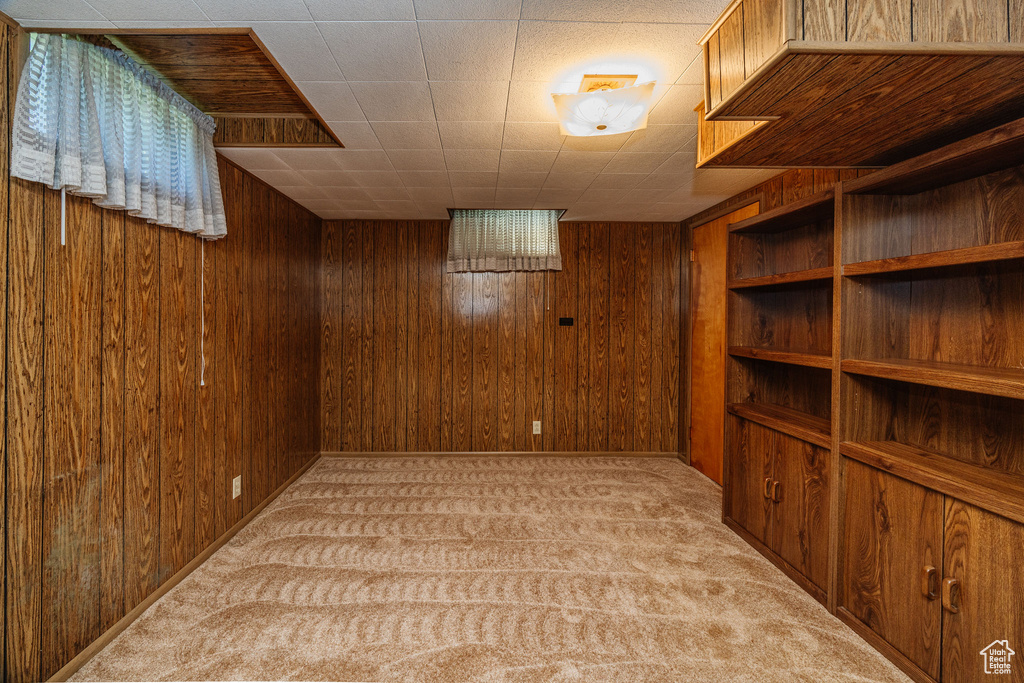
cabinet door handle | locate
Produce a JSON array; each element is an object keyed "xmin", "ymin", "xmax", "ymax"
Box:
[
  {"xmin": 921, "ymin": 565, "xmax": 938, "ymax": 600},
  {"xmin": 942, "ymin": 577, "xmax": 960, "ymax": 614},
  {"xmin": 763, "ymin": 478, "xmax": 772, "ymax": 499},
  {"xmin": 771, "ymin": 480, "xmax": 781, "ymax": 503}
]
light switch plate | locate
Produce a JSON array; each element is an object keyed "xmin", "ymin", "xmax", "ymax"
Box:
[
  {"xmin": 232, "ymin": 476, "xmax": 242, "ymax": 499},
  {"xmin": 533, "ymin": 420, "xmax": 542, "ymax": 435}
]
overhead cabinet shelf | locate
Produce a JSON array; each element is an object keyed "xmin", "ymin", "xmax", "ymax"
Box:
[{"xmin": 696, "ymin": 0, "xmax": 1024, "ymax": 168}]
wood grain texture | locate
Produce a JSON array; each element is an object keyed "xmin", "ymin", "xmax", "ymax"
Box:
[
  {"xmin": 847, "ymin": 0, "xmax": 913, "ymax": 41},
  {"xmin": 912, "ymin": 0, "xmax": 1009, "ymax": 42},
  {"xmin": 2, "ymin": 142, "xmax": 321, "ymax": 679},
  {"xmin": 718, "ymin": 7, "xmax": 747, "ymax": 102},
  {"xmin": 320, "ymin": 221, "xmax": 684, "ymax": 453},
  {"xmin": 772, "ymin": 433, "xmax": 830, "ymax": 590},
  {"xmin": 840, "ymin": 460, "xmax": 943, "ymax": 680},
  {"xmin": 213, "ymin": 116, "xmax": 338, "ymax": 147},
  {"xmin": 743, "ymin": 0, "xmax": 785, "ymax": 75}
]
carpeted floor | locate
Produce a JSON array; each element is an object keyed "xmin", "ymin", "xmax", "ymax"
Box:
[{"xmin": 73, "ymin": 456, "xmax": 908, "ymax": 682}]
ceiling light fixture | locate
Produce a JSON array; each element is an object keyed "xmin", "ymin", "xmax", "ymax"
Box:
[{"xmin": 551, "ymin": 74, "xmax": 655, "ymax": 137}]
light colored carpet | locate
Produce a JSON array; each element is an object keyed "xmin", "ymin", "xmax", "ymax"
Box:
[{"xmin": 73, "ymin": 456, "xmax": 907, "ymax": 682}]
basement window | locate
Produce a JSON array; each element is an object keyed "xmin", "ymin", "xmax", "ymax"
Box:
[{"xmin": 446, "ymin": 209, "xmax": 562, "ymax": 272}]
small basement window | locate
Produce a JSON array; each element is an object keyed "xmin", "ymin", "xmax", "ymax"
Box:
[{"xmin": 447, "ymin": 209, "xmax": 562, "ymax": 272}]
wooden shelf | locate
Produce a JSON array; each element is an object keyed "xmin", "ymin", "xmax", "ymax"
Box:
[
  {"xmin": 841, "ymin": 441, "xmax": 1024, "ymax": 526},
  {"xmin": 843, "ymin": 241, "xmax": 1024, "ymax": 277},
  {"xmin": 842, "ymin": 358, "xmax": 1024, "ymax": 400},
  {"xmin": 842, "ymin": 116, "xmax": 1024, "ymax": 195},
  {"xmin": 728, "ymin": 346, "xmax": 832, "ymax": 369},
  {"xmin": 728, "ymin": 189, "xmax": 834, "ymax": 234},
  {"xmin": 727, "ymin": 402, "xmax": 831, "ymax": 449},
  {"xmin": 729, "ymin": 267, "xmax": 833, "ymax": 289}
]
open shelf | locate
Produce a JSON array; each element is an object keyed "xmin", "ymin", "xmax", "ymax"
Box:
[
  {"xmin": 728, "ymin": 267, "xmax": 833, "ymax": 289},
  {"xmin": 844, "ymin": 241, "xmax": 1024, "ymax": 277},
  {"xmin": 728, "ymin": 402, "xmax": 830, "ymax": 448},
  {"xmin": 841, "ymin": 441, "xmax": 1024, "ymax": 525},
  {"xmin": 728, "ymin": 188, "xmax": 834, "ymax": 233},
  {"xmin": 842, "ymin": 117, "xmax": 1024, "ymax": 196},
  {"xmin": 729, "ymin": 346, "xmax": 832, "ymax": 369},
  {"xmin": 842, "ymin": 358, "xmax": 1024, "ymax": 400}
]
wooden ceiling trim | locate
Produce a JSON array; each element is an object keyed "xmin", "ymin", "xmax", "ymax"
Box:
[{"xmin": 213, "ymin": 116, "xmax": 339, "ymax": 147}]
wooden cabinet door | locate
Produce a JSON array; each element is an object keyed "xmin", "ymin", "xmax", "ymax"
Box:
[
  {"xmin": 841, "ymin": 460, "xmax": 944, "ymax": 680},
  {"xmin": 772, "ymin": 433, "xmax": 831, "ymax": 590},
  {"xmin": 726, "ymin": 416, "xmax": 774, "ymax": 544},
  {"xmin": 942, "ymin": 500, "xmax": 1024, "ymax": 682}
]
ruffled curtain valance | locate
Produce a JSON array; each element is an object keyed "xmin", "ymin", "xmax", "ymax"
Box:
[
  {"xmin": 11, "ymin": 33, "xmax": 227, "ymax": 239},
  {"xmin": 447, "ymin": 209, "xmax": 562, "ymax": 272}
]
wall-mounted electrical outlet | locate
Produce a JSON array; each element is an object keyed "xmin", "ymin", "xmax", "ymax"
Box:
[
  {"xmin": 232, "ymin": 475, "xmax": 242, "ymax": 499},
  {"xmin": 533, "ymin": 420, "xmax": 542, "ymax": 435}
]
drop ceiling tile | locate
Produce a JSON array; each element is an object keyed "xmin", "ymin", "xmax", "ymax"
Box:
[
  {"xmin": 15, "ymin": 18, "xmax": 116, "ymax": 27},
  {"xmin": 248, "ymin": 22, "xmax": 343, "ymax": 81},
  {"xmin": 369, "ymin": 121, "xmax": 442, "ymax": 149},
  {"xmin": 317, "ymin": 210, "xmax": 355, "ymax": 220},
  {"xmin": 216, "ymin": 148, "xmax": 291, "ymax": 170},
  {"xmin": 301, "ymin": 199, "xmax": 344, "ymax": 211},
  {"xmin": 306, "ymin": 0, "xmax": 415, "ymax": 20},
  {"xmin": 494, "ymin": 188, "xmax": 541, "ymax": 206},
  {"xmin": 407, "ymin": 186, "xmax": 454, "ymax": 202},
  {"xmin": 415, "ymin": 204, "xmax": 454, "ymax": 219},
  {"xmin": 511, "ymin": 22, "xmax": 620, "ymax": 83},
  {"xmin": 419, "ymin": 21, "xmax": 517, "ymax": 81},
  {"xmin": 603, "ymin": 152, "xmax": 672, "ymax": 174},
  {"xmin": 334, "ymin": 187, "xmax": 374, "ymax": 201},
  {"xmin": 551, "ymin": 151, "xmax": 615, "ymax": 174},
  {"xmin": 500, "ymin": 122, "xmax": 564, "ymax": 151},
  {"xmin": 430, "ymin": 81, "xmax": 510, "ymax": 122},
  {"xmin": 332, "ymin": 150, "xmax": 395, "ymax": 171},
  {"xmin": 112, "ymin": 20, "xmax": 217, "ymax": 27},
  {"xmin": 676, "ymin": 54, "xmax": 705, "ymax": 85},
  {"xmin": 250, "ymin": 169, "xmax": 309, "ymax": 186},
  {"xmin": 498, "ymin": 150, "xmax": 557, "ymax": 174},
  {"xmin": 452, "ymin": 187, "xmax": 497, "ymax": 204},
  {"xmin": 534, "ymin": 188, "xmax": 583, "ymax": 206},
  {"xmin": 88, "ymin": 0, "xmax": 208, "ymax": 20},
  {"xmin": 326, "ymin": 121, "xmax": 382, "ymax": 150},
  {"xmin": 278, "ymin": 185, "xmax": 329, "ymax": 201},
  {"xmin": 587, "ymin": 173, "xmax": 646, "ymax": 189},
  {"xmin": 352, "ymin": 171, "xmax": 406, "ymax": 187},
  {"xmin": 364, "ymin": 186, "xmax": 412, "ymax": 200},
  {"xmin": 318, "ymin": 22, "xmax": 426, "ymax": 81},
  {"xmin": 505, "ymin": 81, "xmax": 558, "ymax": 123},
  {"xmin": 387, "ymin": 149, "xmax": 447, "ymax": 171},
  {"xmin": 558, "ymin": 134, "xmax": 627, "ymax": 152},
  {"xmin": 577, "ymin": 188, "xmax": 631, "ymax": 203},
  {"xmin": 375, "ymin": 198, "xmax": 420, "ymax": 212},
  {"xmin": 414, "ymin": 0, "xmax": 521, "ymax": 19},
  {"xmin": 654, "ymin": 150, "xmax": 700, "ymax": 174},
  {"xmin": 273, "ymin": 148, "xmax": 344, "ymax": 170},
  {"xmin": 521, "ymin": 0, "xmax": 722, "ymax": 22},
  {"xmin": 543, "ymin": 173, "xmax": 597, "ymax": 189},
  {"xmin": 497, "ymin": 172, "xmax": 550, "ymax": 188},
  {"xmin": 194, "ymin": 0, "xmax": 311, "ymax": 20},
  {"xmin": 335, "ymin": 199, "xmax": 382, "ymax": 211},
  {"xmin": 648, "ymin": 84, "xmax": 705, "ymax": 125},
  {"xmin": 448, "ymin": 171, "xmax": 499, "ymax": 188},
  {"xmin": 635, "ymin": 172, "xmax": 693, "ymax": 190},
  {"xmin": 445, "ymin": 149, "xmax": 500, "ymax": 173},
  {"xmin": 620, "ymin": 125, "xmax": 698, "ymax": 154},
  {"xmin": 437, "ymin": 121, "xmax": 504, "ymax": 149},
  {"xmin": 343, "ymin": 210, "xmax": 386, "ymax": 219},
  {"xmin": 7, "ymin": 0, "xmax": 100, "ymax": 21},
  {"xmin": 351, "ymin": 81, "xmax": 436, "ymax": 121},
  {"xmin": 298, "ymin": 170, "xmax": 361, "ymax": 186},
  {"xmin": 623, "ymin": 187, "xmax": 674, "ymax": 203},
  {"xmin": 296, "ymin": 81, "xmax": 365, "ymax": 121},
  {"xmin": 399, "ymin": 170, "xmax": 451, "ymax": 187}
]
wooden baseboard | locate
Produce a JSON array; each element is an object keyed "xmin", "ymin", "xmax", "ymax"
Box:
[
  {"xmin": 47, "ymin": 454, "xmax": 322, "ymax": 682},
  {"xmin": 835, "ymin": 607, "xmax": 936, "ymax": 683},
  {"xmin": 723, "ymin": 516, "xmax": 828, "ymax": 606},
  {"xmin": 319, "ymin": 451, "xmax": 682, "ymax": 458}
]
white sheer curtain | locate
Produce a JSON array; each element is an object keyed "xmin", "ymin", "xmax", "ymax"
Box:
[
  {"xmin": 447, "ymin": 209, "xmax": 562, "ymax": 272},
  {"xmin": 11, "ymin": 33, "xmax": 227, "ymax": 239}
]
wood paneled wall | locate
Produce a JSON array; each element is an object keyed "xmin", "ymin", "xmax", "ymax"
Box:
[
  {"xmin": 2, "ymin": 25, "xmax": 322, "ymax": 680},
  {"xmin": 320, "ymin": 220, "xmax": 685, "ymax": 454}
]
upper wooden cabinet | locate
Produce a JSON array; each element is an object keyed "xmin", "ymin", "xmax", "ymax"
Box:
[{"xmin": 696, "ymin": 0, "xmax": 1024, "ymax": 168}]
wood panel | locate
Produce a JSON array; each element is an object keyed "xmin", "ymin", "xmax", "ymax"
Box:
[
  {"xmin": 773, "ymin": 433, "xmax": 830, "ymax": 589},
  {"xmin": 847, "ymin": 0, "xmax": 913, "ymax": 41},
  {"xmin": 743, "ymin": 0, "xmax": 784, "ymax": 75},
  {"xmin": 319, "ymin": 221, "xmax": 684, "ymax": 453},
  {"xmin": 213, "ymin": 116, "xmax": 338, "ymax": 148},
  {"xmin": 726, "ymin": 416, "xmax": 775, "ymax": 543},
  {"xmin": 1, "ymin": 134, "xmax": 322, "ymax": 680},
  {"xmin": 840, "ymin": 460, "xmax": 943, "ymax": 680},
  {"xmin": 912, "ymin": 0, "xmax": 1009, "ymax": 42}
]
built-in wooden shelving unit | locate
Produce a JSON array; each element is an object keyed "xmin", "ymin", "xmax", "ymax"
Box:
[{"xmin": 722, "ymin": 117, "xmax": 1024, "ymax": 682}]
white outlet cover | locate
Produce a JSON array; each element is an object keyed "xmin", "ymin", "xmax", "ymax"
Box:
[
  {"xmin": 533, "ymin": 420, "xmax": 542, "ymax": 434},
  {"xmin": 232, "ymin": 475, "xmax": 242, "ymax": 499}
]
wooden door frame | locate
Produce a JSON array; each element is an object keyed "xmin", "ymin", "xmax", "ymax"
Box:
[{"xmin": 683, "ymin": 195, "xmax": 763, "ymax": 472}]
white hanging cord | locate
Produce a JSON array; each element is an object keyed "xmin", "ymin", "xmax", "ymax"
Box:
[
  {"xmin": 60, "ymin": 187, "xmax": 66, "ymax": 246},
  {"xmin": 200, "ymin": 240, "xmax": 206, "ymax": 387}
]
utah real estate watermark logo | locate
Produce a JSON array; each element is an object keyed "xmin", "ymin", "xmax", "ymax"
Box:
[{"xmin": 980, "ymin": 640, "xmax": 1015, "ymax": 675}]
